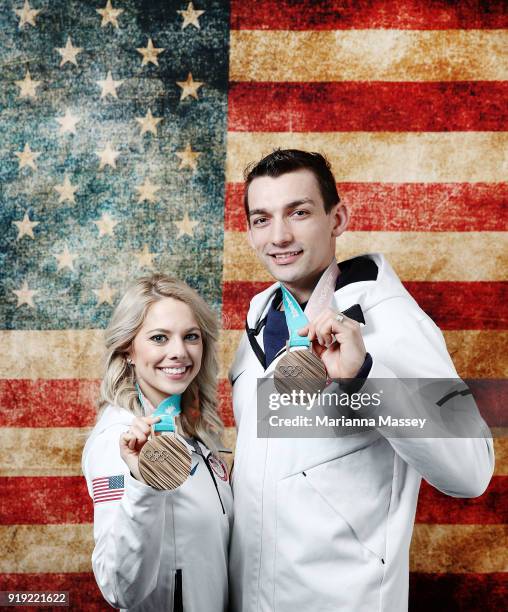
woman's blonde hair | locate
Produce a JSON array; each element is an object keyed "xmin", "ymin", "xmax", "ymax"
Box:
[{"xmin": 99, "ymin": 274, "xmax": 224, "ymax": 451}]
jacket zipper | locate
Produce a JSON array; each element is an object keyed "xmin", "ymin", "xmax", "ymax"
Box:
[
  {"xmin": 192, "ymin": 442, "xmax": 226, "ymax": 515},
  {"xmin": 203, "ymin": 455, "xmax": 226, "ymax": 515}
]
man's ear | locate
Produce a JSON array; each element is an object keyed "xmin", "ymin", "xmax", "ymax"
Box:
[{"xmin": 331, "ymin": 203, "xmax": 349, "ymax": 238}]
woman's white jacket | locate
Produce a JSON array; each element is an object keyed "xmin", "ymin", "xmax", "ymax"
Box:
[{"xmin": 82, "ymin": 405, "xmax": 233, "ymax": 611}]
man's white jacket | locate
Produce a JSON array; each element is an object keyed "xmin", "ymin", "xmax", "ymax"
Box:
[
  {"xmin": 82, "ymin": 404, "xmax": 233, "ymax": 611},
  {"xmin": 228, "ymin": 254, "xmax": 494, "ymax": 612}
]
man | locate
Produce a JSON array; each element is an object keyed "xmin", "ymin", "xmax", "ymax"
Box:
[{"xmin": 228, "ymin": 149, "xmax": 494, "ymax": 611}]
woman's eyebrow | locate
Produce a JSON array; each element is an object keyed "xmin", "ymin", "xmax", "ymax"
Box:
[{"xmin": 146, "ymin": 327, "xmax": 200, "ymax": 334}]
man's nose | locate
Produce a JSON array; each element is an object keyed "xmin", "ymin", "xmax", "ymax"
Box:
[{"xmin": 270, "ymin": 217, "xmax": 293, "ymax": 245}]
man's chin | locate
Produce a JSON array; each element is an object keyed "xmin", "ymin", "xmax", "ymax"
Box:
[{"xmin": 265, "ymin": 260, "xmax": 302, "ymax": 283}]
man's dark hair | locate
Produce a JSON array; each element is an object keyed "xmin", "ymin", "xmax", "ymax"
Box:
[{"xmin": 243, "ymin": 149, "xmax": 340, "ymax": 222}]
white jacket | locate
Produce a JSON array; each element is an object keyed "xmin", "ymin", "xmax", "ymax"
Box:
[
  {"xmin": 229, "ymin": 254, "xmax": 494, "ymax": 612},
  {"xmin": 82, "ymin": 404, "xmax": 233, "ymax": 611}
]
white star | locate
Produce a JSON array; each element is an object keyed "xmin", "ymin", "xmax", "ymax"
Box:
[
  {"xmin": 136, "ymin": 38, "xmax": 165, "ymax": 66},
  {"xmin": 177, "ymin": 2, "xmax": 205, "ymax": 30},
  {"xmin": 56, "ymin": 36, "xmax": 83, "ymax": 67},
  {"xmin": 15, "ymin": 143, "xmax": 40, "ymax": 170},
  {"xmin": 96, "ymin": 142, "xmax": 120, "ymax": 170},
  {"xmin": 93, "ymin": 281, "xmax": 117, "ymax": 305},
  {"xmin": 13, "ymin": 211, "xmax": 39, "ymax": 239},
  {"xmin": 175, "ymin": 142, "xmax": 200, "ymax": 171},
  {"xmin": 135, "ymin": 244, "xmax": 156, "ymax": 269},
  {"xmin": 14, "ymin": 1, "xmax": 41, "ymax": 28},
  {"xmin": 15, "ymin": 70, "xmax": 41, "ymax": 99},
  {"xmin": 135, "ymin": 109, "xmax": 162, "ymax": 136},
  {"xmin": 176, "ymin": 72, "xmax": 203, "ymax": 101},
  {"xmin": 136, "ymin": 177, "xmax": 161, "ymax": 203},
  {"xmin": 56, "ymin": 109, "xmax": 80, "ymax": 134},
  {"xmin": 174, "ymin": 211, "xmax": 199, "ymax": 238},
  {"xmin": 54, "ymin": 244, "xmax": 78, "ymax": 271},
  {"xmin": 13, "ymin": 280, "xmax": 38, "ymax": 307},
  {"xmin": 96, "ymin": 0, "xmax": 124, "ymax": 28},
  {"xmin": 97, "ymin": 71, "xmax": 124, "ymax": 99},
  {"xmin": 54, "ymin": 175, "xmax": 78, "ymax": 203},
  {"xmin": 94, "ymin": 212, "xmax": 119, "ymax": 237}
]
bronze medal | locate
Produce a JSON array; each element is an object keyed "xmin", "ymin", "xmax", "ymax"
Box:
[
  {"xmin": 139, "ymin": 433, "xmax": 191, "ymax": 490},
  {"xmin": 274, "ymin": 345, "xmax": 327, "ymax": 395}
]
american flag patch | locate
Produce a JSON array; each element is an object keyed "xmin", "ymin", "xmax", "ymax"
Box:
[{"xmin": 92, "ymin": 475, "xmax": 125, "ymax": 504}]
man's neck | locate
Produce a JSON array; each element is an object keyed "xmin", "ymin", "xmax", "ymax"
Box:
[{"xmin": 281, "ymin": 261, "xmax": 337, "ymax": 305}]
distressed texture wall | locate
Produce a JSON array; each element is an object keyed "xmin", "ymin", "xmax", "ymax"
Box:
[{"xmin": 1, "ymin": 0, "xmax": 507, "ymax": 609}]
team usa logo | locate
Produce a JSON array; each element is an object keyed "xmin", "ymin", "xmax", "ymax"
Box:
[{"xmin": 208, "ymin": 456, "xmax": 228, "ymax": 481}]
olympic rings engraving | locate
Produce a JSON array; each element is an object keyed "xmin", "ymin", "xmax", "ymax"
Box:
[
  {"xmin": 279, "ymin": 365, "xmax": 303, "ymax": 377},
  {"xmin": 144, "ymin": 449, "xmax": 172, "ymax": 462}
]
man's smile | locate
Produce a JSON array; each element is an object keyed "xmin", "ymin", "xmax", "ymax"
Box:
[{"xmin": 268, "ymin": 249, "xmax": 303, "ymax": 265}]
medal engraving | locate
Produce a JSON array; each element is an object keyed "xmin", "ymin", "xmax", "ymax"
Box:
[
  {"xmin": 139, "ymin": 434, "xmax": 191, "ymax": 490},
  {"xmin": 274, "ymin": 347, "xmax": 327, "ymax": 395}
]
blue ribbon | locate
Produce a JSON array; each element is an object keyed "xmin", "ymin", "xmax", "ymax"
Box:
[
  {"xmin": 136, "ymin": 383, "xmax": 181, "ymax": 432},
  {"xmin": 280, "ymin": 284, "xmax": 310, "ymax": 349}
]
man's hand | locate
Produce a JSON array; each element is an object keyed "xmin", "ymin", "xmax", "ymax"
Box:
[
  {"xmin": 298, "ymin": 308, "xmax": 366, "ymax": 380},
  {"xmin": 120, "ymin": 416, "xmax": 160, "ymax": 482}
]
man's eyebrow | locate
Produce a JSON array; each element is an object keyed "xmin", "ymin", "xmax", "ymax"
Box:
[{"xmin": 248, "ymin": 198, "xmax": 316, "ymax": 217}]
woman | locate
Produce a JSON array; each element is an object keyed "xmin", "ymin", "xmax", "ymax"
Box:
[{"xmin": 82, "ymin": 274, "xmax": 232, "ymax": 611}]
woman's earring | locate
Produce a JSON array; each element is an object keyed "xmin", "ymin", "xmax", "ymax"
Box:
[{"xmin": 127, "ymin": 357, "xmax": 133, "ymax": 365}]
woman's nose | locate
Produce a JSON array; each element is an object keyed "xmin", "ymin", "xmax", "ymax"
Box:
[{"xmin": 166, "ymin": 336, "xmax": 188, "ymax": 359}]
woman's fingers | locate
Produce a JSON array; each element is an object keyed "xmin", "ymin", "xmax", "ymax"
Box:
[{"xmin": 121, "ymin": 416, "xmax": 161, "ymax": 452}]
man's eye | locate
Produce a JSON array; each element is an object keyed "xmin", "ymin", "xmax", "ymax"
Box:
[
  {"xmin": 252, "ymin": 217, "xmax": 267, "ymax": 226},
  {"xmin": 151, "ymin": 334, "xmax": 167, "ymax": 343},
  {"xmin": 292, "ymin": 210, "xmax": 309, "ymax": 218},
  {"xmin": 185, "ymin": 333, "xmax": 201, "ymax": 341}
]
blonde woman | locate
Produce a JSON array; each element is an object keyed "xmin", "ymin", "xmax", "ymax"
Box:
[{"xmin": 82, "ymin": 274, "xmax": 232, "ymax": 611}]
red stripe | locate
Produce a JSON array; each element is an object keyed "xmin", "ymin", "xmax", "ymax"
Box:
[
  {"xmin": 94, "ymin": 494, "xmax": 124, "ymax": 504},
  {"xmin": 0, "ymin": 379, "xmax": 235, "ymax": 428},
  {"xmin": 229, "ymin": 82, "xmax": 508, "ymax": 132},
  {"xmin": 404, "ymin": 282, "xmax": 508, "ymax": 331},
  {"xmin": 1, "ymin": 474, "xmax": 505, "ymax": 526},
  {"xmin": 230, "ymin": 0, "xmax": 508, "ymax": 29},
  {"xmin": 222, "ymin": 281, "xmax": 508, "ymax": 331},
  {"xmin": 225, "ymin": 183, "xmax": 508, "ymax": 232},
  {"xmin": 0, "ymin": 477, "xmax": 92, "ymax": 524},
  {"xmin": 409, "ymin": 572, "xmax": 508, "ymax": 611},
  {"xmin": 0, "ymin": 572, "xmax": 506, "ymax": 611},
  {"xmin": 0, "ymin": 379, "xmax": 99, "ymax": 427},
  {"xmin": 0, "ymin": 574, "xmax": 108, "ymax": 611},
  {"xmin": 218, "ymin": 378, "xmax": 234, "ymax": 427},
  {"xmin": 416, "ymin": 477, "xmax": 507, "ymax": 524}
]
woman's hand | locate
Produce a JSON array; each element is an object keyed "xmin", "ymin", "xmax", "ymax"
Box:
[{"xmin": 119, "ymin": 416, "xmax": 160, "ymax": 482}]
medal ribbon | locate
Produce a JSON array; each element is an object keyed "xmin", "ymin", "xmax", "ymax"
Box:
[
  {"xmin": 280, "ymin": 259, "xmax": 339, "ymax": 349},
  {"xmin": 136, "ymin": 383, "xmax": 182, "ymax": 433}
]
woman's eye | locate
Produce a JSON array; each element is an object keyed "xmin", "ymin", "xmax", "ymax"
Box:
[
  {"xmin": 150, "ymin": 334, "xmax": 167, "ymax": 343},
  {"xmin": 185, "ymin": 333, "xmax": 201, "ymax": 341}
]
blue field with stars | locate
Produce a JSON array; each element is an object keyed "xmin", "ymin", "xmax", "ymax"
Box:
[{"xmin": 1, "ymin": 0, "xmax": 230, "ymax": 330}]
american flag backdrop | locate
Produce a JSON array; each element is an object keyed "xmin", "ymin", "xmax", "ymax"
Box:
[{"xmin": 0, "ymin": 1, "xmax": 506, "ymax": 610}]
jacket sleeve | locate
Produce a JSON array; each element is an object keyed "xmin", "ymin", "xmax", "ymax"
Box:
[
  {"xmin": 83, "ymin": 425, "xmax": 171, "ymax": 609},
  {"xmin": 362, "ymin": 305, "xmax": 495, "ymax": 498}
]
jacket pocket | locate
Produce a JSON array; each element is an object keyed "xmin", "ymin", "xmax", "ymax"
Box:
[
  {"xmin": 173, "ymin": 569, "xmax": 183, "ymax": 612},
  {"xmin": 273, "ymin": 438, "xmax": 393, "ymax": 611},
  {"xmin": 303, "ymin": 436, "xmax": 393, "ymax": 561}
]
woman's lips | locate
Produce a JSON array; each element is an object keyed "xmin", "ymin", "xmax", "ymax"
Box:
[{"xmin": 157, "ymin": 365, "xmax": 191, "ymax": 380}]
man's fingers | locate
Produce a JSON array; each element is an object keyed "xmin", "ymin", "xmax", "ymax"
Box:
[{"xmin": 297, "ymin": 324, "xmax": 309, "ymax": 336}]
